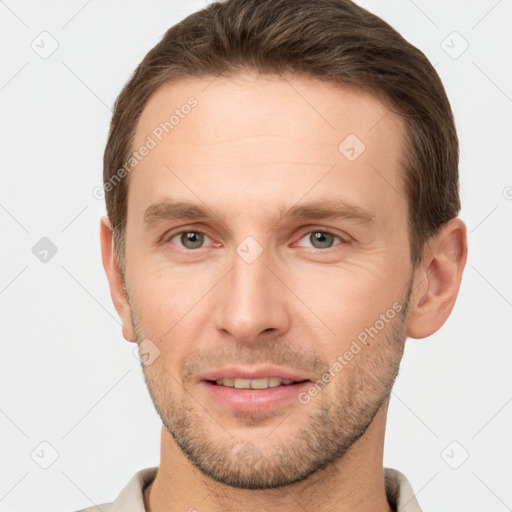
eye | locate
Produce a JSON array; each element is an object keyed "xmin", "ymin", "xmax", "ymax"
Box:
[
  {"xmin": 296, "ymin": 230, "xmax": 345, "ymax": 250},
  {"xmin": 168, "ymin": 231, "xmax": 210, "ymax": 250}
]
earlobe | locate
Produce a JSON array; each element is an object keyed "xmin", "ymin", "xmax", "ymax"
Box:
[
  {"xmin": 406, "ymin": 218, "xmax": 468, "ymax": 339},
  {"xmin": 99, "ymin": 216, "xmax": 136, "ymax": 343}
]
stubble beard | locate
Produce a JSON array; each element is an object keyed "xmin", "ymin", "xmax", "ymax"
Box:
[{"xmin": 131, "ymin": 289, "xmax": 411, "ymax": 490}]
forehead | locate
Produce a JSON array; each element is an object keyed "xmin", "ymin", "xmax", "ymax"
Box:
[{"xmin": 128, "ymin": 73, "xmax": 406, "ymax": 226}]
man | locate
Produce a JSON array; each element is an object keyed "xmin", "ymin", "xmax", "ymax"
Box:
[{"xmin": 88, "ymin": 0, "xmax": 467, "ymax": 510}]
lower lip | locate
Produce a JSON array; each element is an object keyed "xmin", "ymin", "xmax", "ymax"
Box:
[{"xmin": 201, "ymin": 381, "xmax": 311, "ymax": 412}]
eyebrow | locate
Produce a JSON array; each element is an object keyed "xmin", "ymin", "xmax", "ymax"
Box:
[
  {"xmin": 279, "ymin": 200, "xmax": 375, "ymax": 225},
  {"xmin": 142, "ymin": 197, "xmax": 375, "ymax": 229},
  {"xmin": 143, "ymin": 200, "xmax": 220, "ymax": 226}
]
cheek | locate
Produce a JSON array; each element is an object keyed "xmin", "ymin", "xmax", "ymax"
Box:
[
  {"xmin": 286, "ymin": 263, "xmax": 403, "ymax": 344},
  {"xmin": 127, "ymin": 260, "xmax": 221, "ymax": 341}
]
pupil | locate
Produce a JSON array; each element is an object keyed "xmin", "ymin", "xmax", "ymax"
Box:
[
  {"xmin": 311, "ymin": 231, "xmax": 333, "ymax": 248},
  {"xmin": 182, "ymin": 232, "xmax": 203, "ymax": 249}
]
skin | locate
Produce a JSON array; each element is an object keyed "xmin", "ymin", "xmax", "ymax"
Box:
[{"xmin": 101, "ymin": 73, "xmax": 467, "ymax": 512}]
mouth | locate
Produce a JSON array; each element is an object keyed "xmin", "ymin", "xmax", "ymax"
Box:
[
  {"xmin": 209, "ymin": 377, "xmax": 309, "ymax": 389},
  {"xmin": 199, "ymin": 368, "xmax": 312, "ymax": 412}
]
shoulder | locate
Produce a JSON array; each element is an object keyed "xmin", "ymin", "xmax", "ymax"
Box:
[
  {"xmin": 68, "ymin": 466, "xmax": 158, "ymax": 512},
  {"xmin": 73, "ymin": 503, "xmax": 114, "ymax": 512},
  {"xmin": 384, "ymin": 467, "xmax": 423, "ymax": 512}
]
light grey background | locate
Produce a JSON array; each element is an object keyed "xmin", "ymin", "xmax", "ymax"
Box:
[{"xmin": 1, "ymin": 1, "xmax": 511, "ymax": 511}]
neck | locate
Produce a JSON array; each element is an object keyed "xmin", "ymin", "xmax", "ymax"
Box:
[{"xmin": 145, "ymin": 401, "xmax": 392, "ymax": 512}]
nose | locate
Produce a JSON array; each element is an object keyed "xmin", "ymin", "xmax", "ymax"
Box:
[{"xmin": 212, "ymin": 246, "xmax": 291, "ymax": 344}]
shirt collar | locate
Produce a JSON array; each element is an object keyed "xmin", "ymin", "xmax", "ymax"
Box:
[{"xmin": 109, "ymin": 466, "xmax": 422, "ymax": 512}]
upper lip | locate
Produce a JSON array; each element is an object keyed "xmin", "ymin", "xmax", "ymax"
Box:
[{"xmin": 199, "ymin": 366, "xmax": 311, "ymax": 383}]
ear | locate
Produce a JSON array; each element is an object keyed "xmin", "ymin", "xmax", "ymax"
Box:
[
  {"xmin": 100, "ymin": 216, "xmax": 136, "ymax": 343},
  {"xmin": 406, "ymin": 217, "xmax": 468, "ymax": 339}
]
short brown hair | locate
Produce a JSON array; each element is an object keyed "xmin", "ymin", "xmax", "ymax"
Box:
[{"xmin": 103, "ymin": 0, "xmax": 460, "ymax": 272}]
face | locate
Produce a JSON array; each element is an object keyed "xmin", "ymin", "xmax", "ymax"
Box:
[{"xmin": 122, "ymin": 73, "xmax": 414, "ymax": 489}]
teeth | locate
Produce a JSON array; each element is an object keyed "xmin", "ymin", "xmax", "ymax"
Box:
[
  {"xmin": 268, "ymin": 377, "xmax": 282, "ymax": 387},
  {"xmin": 235, "ymin": 378, "xmax": 251, "ymax": 389},
  {"xmin": 248, "ymin": 378, "xmax": 268, "ymax": 389},
  {"xmin": 215, "ymin": 377, "xmax": 296, "ymax": 389},
  {"xmin": 217, "ymin": 378, "xmax": 234, "ymax": 387}
]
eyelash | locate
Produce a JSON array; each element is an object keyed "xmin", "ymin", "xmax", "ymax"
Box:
[{"xmin": 163, "ymin": 228, "xmax": 348, "ymax": 251}]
